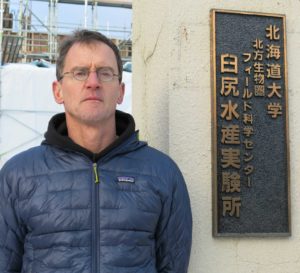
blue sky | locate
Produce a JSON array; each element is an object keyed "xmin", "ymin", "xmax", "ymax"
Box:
[{"xmin": 9, "ymin": 1, "xmax": 132, "ymax": 39}]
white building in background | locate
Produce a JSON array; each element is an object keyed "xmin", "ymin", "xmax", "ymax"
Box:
[
  {"xmin": 0, "ymin": 64, "xmax": 132, "ymax": 167},
  {"xmin": 0, "ymin": 64, "xmax": 59, "ymax": 167}
]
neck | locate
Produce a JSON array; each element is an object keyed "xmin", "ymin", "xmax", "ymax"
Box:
[{"xmin": 66, "ymin": 117, "xmax": 117, "ymax": 154}]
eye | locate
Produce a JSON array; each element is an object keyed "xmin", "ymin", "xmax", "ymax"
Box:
[
  {"xmin": 98, "ymin": 68, "xmax": 113, "ymax": 77},
  {"xmin": 73, "ymin": 69, "xmax": 88, "ymax": 78}
]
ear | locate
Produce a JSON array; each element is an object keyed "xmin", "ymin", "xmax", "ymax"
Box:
[
  {"xmin": 117, "ymin": 83, "xmax": 125, "ymax": 105},
  {"xmin": 52, "ymin": 80, "xmax": 64, "ymax": 104}
]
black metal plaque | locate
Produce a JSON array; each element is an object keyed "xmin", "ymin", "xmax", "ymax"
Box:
[{"xmin": 211, "ymin": 10, "xmax": 290, "ymax": 236}]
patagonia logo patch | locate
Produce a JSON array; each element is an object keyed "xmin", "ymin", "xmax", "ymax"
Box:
[{"xmin": 117, "ymin": 176, "xmax": 135, "ymax": 183}]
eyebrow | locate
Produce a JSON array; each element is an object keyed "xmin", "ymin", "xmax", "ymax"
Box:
[{"xmin": 70, "ymin": 66, "xmax": 115, "ymax": 71}]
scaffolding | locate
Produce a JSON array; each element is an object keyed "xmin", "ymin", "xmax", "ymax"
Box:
[{"xmin": 0, "ymin": 0, "xmax": 132, "ymax": 64}]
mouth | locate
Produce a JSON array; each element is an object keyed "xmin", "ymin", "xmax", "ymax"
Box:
[{"xmin": 83, "ymin": 96, "xmax": 103, "ymax": 102}]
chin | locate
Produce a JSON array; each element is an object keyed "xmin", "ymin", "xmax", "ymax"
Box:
[
  {"xmin": 67, "ymin": 108, "xmax": 115, "ymax": 125},
  {"xmin": 80, "ymin": 112, "xmax": 114, "ymax": 125}
]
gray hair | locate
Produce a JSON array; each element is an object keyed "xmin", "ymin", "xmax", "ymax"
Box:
[{"xmin": 56, "ymin": 29, "xmax": 123, "ymax": 82}]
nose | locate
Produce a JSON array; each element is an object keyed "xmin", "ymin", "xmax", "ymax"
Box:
[{"xmin": 85, "ymin": 71, "xmax": 101, "ymax": 89}]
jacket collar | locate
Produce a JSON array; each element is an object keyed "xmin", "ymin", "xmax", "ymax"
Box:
[{"xmin": 43, "ymin": 110, "xmax": 139, "ymax": 162}]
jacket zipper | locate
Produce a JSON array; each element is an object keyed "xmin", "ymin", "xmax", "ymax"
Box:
[
  {"xmin": 92, "ymin": 162, "xmax": 100, "ymax": 273},
  {"xmin": 93, "ymin": 163, "xmax": 99, "ymax": 183}
]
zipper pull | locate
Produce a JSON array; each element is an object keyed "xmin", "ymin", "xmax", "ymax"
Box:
[{"xmin": 93, "ymin": 163, "xmax": 99, "ymax": 183}]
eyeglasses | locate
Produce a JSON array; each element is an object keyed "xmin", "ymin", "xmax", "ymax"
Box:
[{"xmin": 60, "ymin": 67, "xmax": 120, "ymax": 82}]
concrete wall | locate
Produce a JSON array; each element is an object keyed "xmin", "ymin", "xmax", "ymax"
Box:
[{"xmin": 132, "ymin": 0, "xmax": 300, "ymax": 272}]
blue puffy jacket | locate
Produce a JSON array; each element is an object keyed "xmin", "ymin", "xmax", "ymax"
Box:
[{"xmin": 0, "ymin": 111, "xmax": 192, "ymax": 273}]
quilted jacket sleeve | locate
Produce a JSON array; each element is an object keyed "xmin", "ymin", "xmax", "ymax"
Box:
[
  {"xmin": 155, "ymin": 164, "xmax": 192, "ymax": 273},
  {"xmin": 0, "ymin": 167, "xmax": 24, "ymax": 273}
]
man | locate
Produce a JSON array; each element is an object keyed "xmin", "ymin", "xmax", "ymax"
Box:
[{"xmin": 0, "ymin": 29, "xmax": 192, "ymax": 273}]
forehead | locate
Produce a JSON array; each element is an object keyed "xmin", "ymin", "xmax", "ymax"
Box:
[{"xmin": 64, "ymin": 41, "xmax": 118, "ymax": 70}]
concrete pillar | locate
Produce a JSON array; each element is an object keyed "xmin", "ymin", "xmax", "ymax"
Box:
[{"xmin": 132, "ymin": 1, "xmax": 300, "ymax": 272}]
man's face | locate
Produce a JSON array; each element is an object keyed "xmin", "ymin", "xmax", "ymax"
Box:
[{"xmin": 52, "ymin": 42, "xmax": 124, "ymax": 127}]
